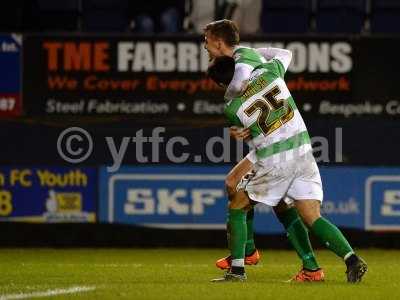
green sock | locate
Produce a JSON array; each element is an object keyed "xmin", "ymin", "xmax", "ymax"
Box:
[
  {"xmin": 226, "ymin": 220, "xmax": 231, "ymax": 252},
  {"xmin": 228, "ymin": 208, "xmax": 247, "ymax": 260},
  {"xmin": 245, "ymin": 208, "xmax": 256, "ymax": 256},
  {"xmin": 311, "ymin": 217, "xmax": 354, "ymax": 259},
  {"xmin": 277, "ymin": 207, "xmax": 320, "ymax": 270}
]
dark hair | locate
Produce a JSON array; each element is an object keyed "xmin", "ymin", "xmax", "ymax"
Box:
[
  {"xmin": 204, "ymin": 19, "xmax": 240, "ymax": 47},
  {"xmin": 207, "ymin": 56, "xmax": 235, "ymax": 86}
]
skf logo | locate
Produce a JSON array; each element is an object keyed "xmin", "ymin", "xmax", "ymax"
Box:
[
  {"xmin": 105, "ymin": 173, "xmax": 227, "ymax": 226},
  {"xmin": 381, "ymin": 190, "xmax": 400, "ymax": 217},
  {"xmin": 124, "ymin": 188, "xmax": 223, "ymax": 215},
  {"xmin": 365, "ymin": 176, "xmax": 400, "ymax": 230}
]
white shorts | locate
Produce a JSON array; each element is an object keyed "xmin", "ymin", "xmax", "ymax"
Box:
[{"xmin": 239, "ymin": 151, "xmax": 323, "ymax": 207}]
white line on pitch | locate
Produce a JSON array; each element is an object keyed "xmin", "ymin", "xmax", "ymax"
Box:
[{"xmin": 0, "ymin": 285, "xmax": 96, "ymax": 300}]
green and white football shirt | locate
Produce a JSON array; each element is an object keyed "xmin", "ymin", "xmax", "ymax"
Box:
[{"xmin": 225, "ymin": 47, "xmax": 311, "ymax": 166}]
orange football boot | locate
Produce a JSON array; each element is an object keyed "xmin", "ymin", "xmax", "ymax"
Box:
[
  {"xmin": 215, "ymin": 249, "xmax": 261, "ymax": 270},
  {"xmin": 290, "ymin": 268, "xmax": 325, "ymax": 282}
]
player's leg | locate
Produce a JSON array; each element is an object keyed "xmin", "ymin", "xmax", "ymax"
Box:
[
  {"xmin": 273, "ymin": 200, "xmax": 321, "ymax": 272},
  {"xmin": 215, "ymin": 209, "xmax": 260, "ymax": 269},
  {"xmin": 288, "ymin": 153, "xmax": 367, "ymax": 282},
  {"xmin": 295, "ymin": 199, "xmax": 367, "ymax": 283},
  {"xmin": 244, "ymin": 205, "xmax": 258, "ymax": 258},
  {"xmin": 225, "ymin": 158, "xmax": 257, "ymax": 256},
  {"xmin": 212, "ymin": 190, "xmax": 251, "ymax": 282},
  {"xmin": 228, "ymin": 191, "xmax": 251, "ymax": 271},
  {"xmin": 295, "ymin": 200, "xmax": 352, "ymax": 258},
  {"xmin": 216, "ymin": 158, "xmax": 260, "ymax": 270}
]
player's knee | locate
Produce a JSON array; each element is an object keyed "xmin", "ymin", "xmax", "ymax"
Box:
[
  {"xmin": 225, "ymin": 176, "xmax": 237, "ymax": 198},
  {"xmin": 228, "ymin": 191, "xmax": 250, "ymax": 209},
  {"xmin": 301, "ymin": 215, "xmax": 319, "ymax": 227},
  {"xmin": 295, "ymin": 200, "xmax": 321, "ymax": 224},
  {"xmin": 229, "ymin": 200, "xmax": 246, "ymax": 210},
  {"xmin": 296, "ymin": 207, "xmax": 321, "ymax": 227}
]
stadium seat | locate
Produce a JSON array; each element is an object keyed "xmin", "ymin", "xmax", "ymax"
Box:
[
  {"xmin": 82, "ymin": 0, "xmax": 130, "ymax": 32},
  {"xmin": 37, "ymin": 0, "xmax": 80, "ymax": 31},
  {"xmin": 261, "ymin": 0, "xmax": 310, "ymax": 33},
  {"xmin": 316, "ymin": 0, "xmax": 366, "ymax": 33},
  {"xmin": 370, "ymin": 0, "xmax": 400, "ymax": 33}
]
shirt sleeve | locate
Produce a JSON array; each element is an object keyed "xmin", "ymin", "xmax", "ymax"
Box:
[
  {"xmin": 256, "ymin": 47, "xmax": 293, "ymax": 71},
  {"xmin": 224, "ymin": 63, "xmax": 254, "ymax": 101}
]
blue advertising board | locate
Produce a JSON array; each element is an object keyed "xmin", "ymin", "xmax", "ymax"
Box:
[
  {"xmin": 0, "ymin": 167, "xmax": 96, "ymax": 222},
  {"xmin": 0, "ymin": 34, "xmax": 22, "ymax": 116},
  {"xmin": 99, "ymin": 166, "xmax": 400, "ymax": 232},
  {"xmin": 99, "ymin": 166, "xmax": 228, "ymax": 229}
]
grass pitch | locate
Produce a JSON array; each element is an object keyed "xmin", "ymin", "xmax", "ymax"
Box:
[{"xmin": 0, "ymin": 248, "xmax": 398, "ymax": 299}]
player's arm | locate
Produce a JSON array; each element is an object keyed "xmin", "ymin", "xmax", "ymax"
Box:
[
  {"xmin": 224, "ymin": 63, "xmax": 253, "ymax": 100},
  {"xmin": 256, "ymin": 47, "xmax": 292, "ymax": 71},
  {"xmin": 229, "ymin": 126, "xmax": 257, "ymax": 164}
]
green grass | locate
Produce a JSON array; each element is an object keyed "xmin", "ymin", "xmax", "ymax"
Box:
[{"xmin": 0, "ymin": 248, "xmax": 398, "ymax": 299}]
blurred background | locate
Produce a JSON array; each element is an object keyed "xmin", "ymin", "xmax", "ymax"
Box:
[{"xmin": 1, "ymin": 0, "xmax": 400, "ymax": 249}]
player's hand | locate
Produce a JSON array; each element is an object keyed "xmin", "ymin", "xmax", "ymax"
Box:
[{"xmin": 229, "ymin": 126, "xmax": 251, "ymax": 141}]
